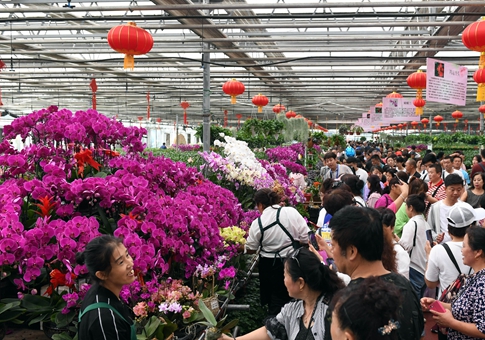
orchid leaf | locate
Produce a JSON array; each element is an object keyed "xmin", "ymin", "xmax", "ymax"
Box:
[
  {"xmin": 220, "ymin": 318, "xmax": 239, "ymax": 333},
  {"xmin": 198, "ymin": 299, "xmax": 217, "ymax": 327},
  {"xmin": 144, "ymin": 315, "xmax": 161, "ymax": 338}
]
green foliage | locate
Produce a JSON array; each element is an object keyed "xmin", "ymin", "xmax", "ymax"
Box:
[
  {"xmin": 295, "ymin": 203, "xmax": 310, "ymax": 219},
  {"xmin": 338, "ymin": 124, "xmax": 349, "ymax": 135},
  {"xmin": 137, "ymin": 316, "xmax": 178, "ymax": 340},
  {"xmin": 403, "ymin": 132, "xmax": 484, "ymax": 167},
  {"xmin": 195, "ymin": 125, "xmax": 234, "ymax": 146},
  {"xmin": 275, "ymin": 115, "xmax": 309, "ymax": 143},
  {"xmin": 225, "ymin": 276, "xmax": 267, "ymax": 335},
  {"xmin": 0, "ymin": 300, "xmax": 24, "ymax": 323},
  {"xmin": 359, "ymin": 136, "xmax": 367, "ymax": 142},
  {"xmin": 149, "ymin": 149, "xmax": 205, "ymax": 168},
  {"xmin": 197, "ymin": 299, "xmax": 238, "ymax": 340},
  {"xmin": 404, "ymin": 132, "xmax": 484, "ymax": 146},
  {"xmin": 237, "ymin": 119, "xmax": 285, "ymax": 148},
  {"xmin": 311, "ymin": 132, "xmax": 328, "ymax": 143},
  {"xmin": 329, "ymin": 134, "xmax": 346, "ymax": 147}
]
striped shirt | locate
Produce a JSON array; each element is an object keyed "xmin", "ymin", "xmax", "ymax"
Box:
[{"xmin": 78, "ymin": 284, "xmax": 133, "ymax": 340}]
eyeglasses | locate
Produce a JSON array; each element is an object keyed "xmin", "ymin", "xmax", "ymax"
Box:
[{"xmin": 291, "ymin": 247, "xmax": 302, "ymax": 268}]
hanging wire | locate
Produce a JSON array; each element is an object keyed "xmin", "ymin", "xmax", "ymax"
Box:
[{"xmin": 10, "ymin": 21, "xmax": 14, "ymax": 71}]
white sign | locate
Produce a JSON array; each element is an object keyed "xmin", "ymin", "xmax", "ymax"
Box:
[
  {"xmin": 382, "ymin": 98, "xmax": 417, "ymax": 122},
  {"xmin": 426, "ymin": 57, "xmax": 467, "ymax": 106}
]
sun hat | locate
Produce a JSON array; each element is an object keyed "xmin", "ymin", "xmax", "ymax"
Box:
[{"xmin": 447, "ymin": 203, "xmax": 485, "ymax": 228}]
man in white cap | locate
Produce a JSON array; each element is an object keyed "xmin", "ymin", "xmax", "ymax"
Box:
[{"xmin": 424, "ymin": 204, "xmax": 485, "ymax": 297}]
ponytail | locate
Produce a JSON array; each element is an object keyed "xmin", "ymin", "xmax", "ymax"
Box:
[{"xmin": 253, "ymin": 188, "xmax": 281, "ymax": 208}]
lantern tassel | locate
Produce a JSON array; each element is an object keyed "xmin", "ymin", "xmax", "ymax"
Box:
[
  {"xmin": 477, "ymin": 84, "xmax": 485, "ymax": 102},
  {"xmin": 415, "ymin": 107, "xmax": 423, "ymax": 115},
  {"xmin": 258, "ymin": 106, "xmax": 263, "ymax": 113},
  {"xmin": 124, "ymin": 55, "xmax": 135, "ymax": 70},
  {"xmin": 92, "ymin": 93, "xmax": 96, "ymax": 110},
  {"xmin": 480, "ymin": 52, "xmax": 485, "ymax": 70},
  {"xmin": 183, "ymin": 110, "xmax": 188, "ymax": 125},
  {"xmin": 230, "ymin": 95, "xmax": 237, "ymax": 104}
]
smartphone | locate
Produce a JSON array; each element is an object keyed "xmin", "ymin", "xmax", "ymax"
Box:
[
  {"xmin": 326, "ymin": 258, "xmax": 338, "ymax": 272},
  {"xmin": 308, "ymin": 231, "xmax": 320, "ymax": 251},
  {"xmin": 426, "ymin": 230, "xmax": 434, "ymax": 247},
  {"xmin": 429, "ymin": 300, "xmax": 446, "ymax": 313}
]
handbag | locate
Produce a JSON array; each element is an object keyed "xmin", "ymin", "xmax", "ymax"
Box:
[{"xmin": 439, "ymin": 243, "xmax": 471, "ymax": 303}]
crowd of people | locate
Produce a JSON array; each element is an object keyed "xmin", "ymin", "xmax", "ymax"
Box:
[{"xmin": 75, "ymin": 142, "xmax": 485, "ymax": 340}]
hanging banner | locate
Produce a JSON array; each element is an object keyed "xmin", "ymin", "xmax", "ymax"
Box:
[
  {"xmin": 382, "ymin": 98, "xmax": 416, "ymax": 122},
  {"xmin": 426, "ymin": 57, "xmax": 468, "ymax": 106}
]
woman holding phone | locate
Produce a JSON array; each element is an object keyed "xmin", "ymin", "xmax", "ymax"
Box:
[{"xmin": 421, "ymin": 226, "xmax": 485, "ymax": 340}]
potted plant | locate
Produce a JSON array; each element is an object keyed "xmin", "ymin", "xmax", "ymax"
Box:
[
  {"xmin": 338, "ymin": 124, "xmax": 349, "ymax": 135},
  {"xmin": 197, "ymin": 299, "xmax": 238, "ymax": 340},
  {"xmin": 350, "ymin": 125, "xmax": 364, "ymax": 135}
]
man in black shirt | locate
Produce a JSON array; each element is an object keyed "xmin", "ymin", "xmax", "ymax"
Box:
[{"xmin": 328, "ymin": 206, "xmax": 424, "ymax": 340}]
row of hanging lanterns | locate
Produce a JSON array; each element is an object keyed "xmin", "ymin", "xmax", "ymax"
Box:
[{"xmin": 103, "ymin": 20, "xmax": 483, "ymax": 130}]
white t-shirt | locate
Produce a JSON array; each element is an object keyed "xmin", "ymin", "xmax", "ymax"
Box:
[
  {"xmin": 355, "ymin": 168, "xmax": 368, "ymax": 184},
  {"xmin": 316, "ymin": 207, "xmax": 327, "ymax": 228},
  {"xmin": 399, "ymin": 215, "xmax": 429, "ymax": 275},
  {"xmin": 394, "ymin": 242, "xmax": 410, "ymax": 279},
  {"xmin": 425, "ymin": 241, "xmax": 472, "ymax": 296},
  {"xmin": 439, "ymin": 204, "xmax": 453, "ymax": 243},
  {"xmin": 443, "ymin": 168, "xmax": 464, "ymax": 180},
  {"xmin": 354, "ymin": 196, "xmax": 367, "ymax": 207},
  {"xmin": 420, "ymin": 169, "xmax": 429, "ymax": 184},
  {"xmin": 246, "ymin": 205, "xmax": 309, "ymax": 258}
]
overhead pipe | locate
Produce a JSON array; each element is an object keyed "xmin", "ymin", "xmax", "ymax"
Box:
[{"xmin": 0, "ymin": 2, "xmax": 484, "ymax": 13}]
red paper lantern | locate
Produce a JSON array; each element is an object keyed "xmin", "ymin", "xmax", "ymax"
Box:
[
  {"xmin": 272, "ymin": 104, "xmax": 286, "ymax": 114},
  {"xmin": 451, "ymin": 110, "xmax": 463, "ymax": 123},
  {"xmin": 285, "ymin": 110, "xmax": 297, "ymax": 119},
  {"xmin": 479, "ymin": 105, "xmax": 485, "ymax": 114},
  {"xmin": 461, "ymin": 18, "xmax": 485, "ymax": 53},
  {"xmin": 222, "ymin": 79, "xmax": 245, "ymax": 104},
  {"xmin": 462, "ymin": 18, "xmax": 485, "ymax": 101},
  {"xmin": 474, "ymin": 69, "xmax": 485, "ymax": 83},
  {"xmin": 235, "ymin": 113, "xmax": 243, "ymax": 128},
  {"xmin": 156, "ymin": 118, "xmax": 161, "ymax": 123},
  {"xmin": 386, "ymin": 92, "xmax": 403, "ymax": 98},
  {"xmin": 397, "ymin": 123, "xmax": 403, "ymax": 130},
  {"xmin": 433, "ymin": 115, "xmax": 444, "ymax": 127},
  {"xmin": 107, "ymin": 22, "xmax": 153, "ymax": 70},
  {"xmin": 180, "ymin": 101, "xmax": 190, "ymax": 125},
  {"xmin": 407, "ymin": 70, "xmax": 427, "ymax": 115},
  {"xmin": 252, "ymin": 94, "xmax": 269, "ymax": 113},
  {"xmin": 421, "ymin": 118, "xmax": 429, "ymax": 128},
  {"xmin": 411, "ymin": 121, "xmax": 419, "ymax": 129}
]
